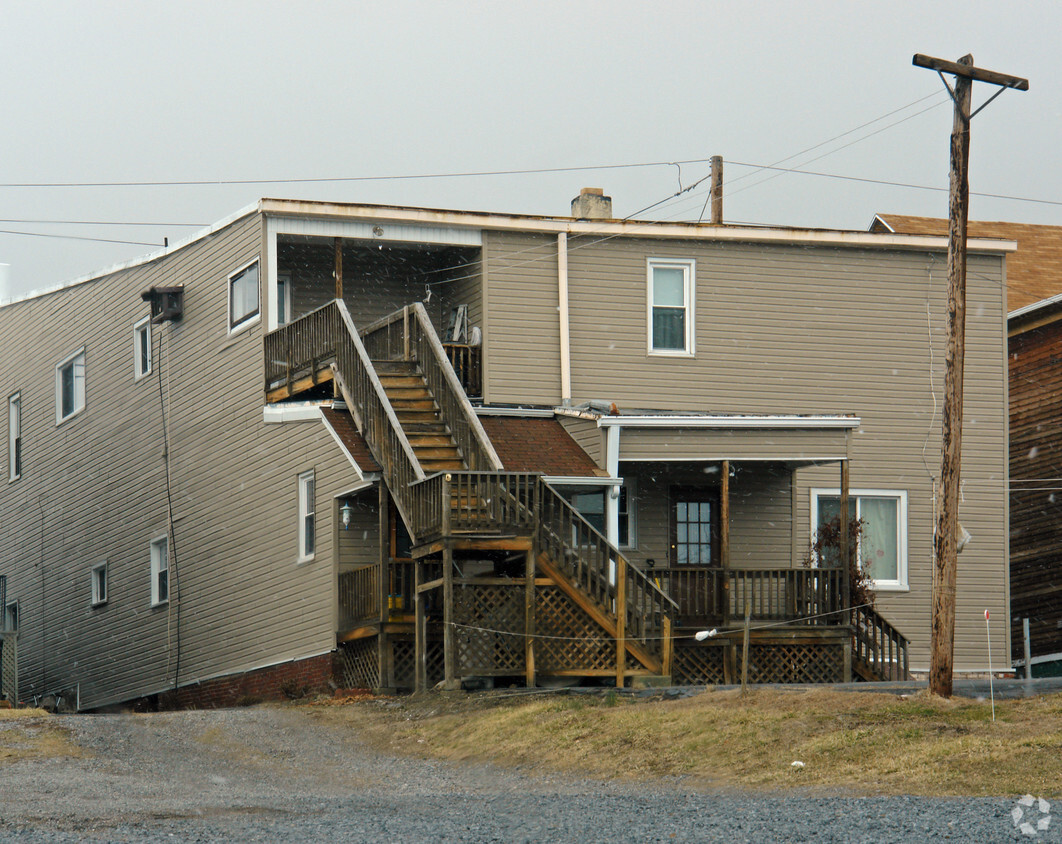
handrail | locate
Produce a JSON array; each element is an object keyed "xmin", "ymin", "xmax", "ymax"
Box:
[{"xmin": 852, "ymin": 603, "xmax": 910, "ymax": 680}]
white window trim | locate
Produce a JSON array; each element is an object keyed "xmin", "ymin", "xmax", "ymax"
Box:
[
  {"xmin": 8, "ymin": 392, "xmax": 20, "ymax": 482},
  {"xmin": 618, "ymin": 477, "xmax": 637, "ymax": 549},
  {"xmin": 646, "ymin": 257, "xmax": 695, "ymax": 357},
  {"xmin": 4, "ymin": 600, "xmax": 17, "ymax": 633},
  {"xmin": 810, "ymin": 488, "xmax": 909, "ymax": 591},
  {"xmin": 55, "ymin": 348, "xmax": 86, "ymax": 425},
  {"xmin": 91, "ymin": 561, "xmax": 108, "ymax": 607},
  {"xmin": 150, "ymin": 535, "xmax": 169, "ymax": 606},
  {"xmin": 134, "ymin": 317, "xmax": 152, "ymax": 380},
  {"xmin": 228, "ymin": 258, "xmax": 261, "ymax": 334},
  {"xmin": 276, "ymin": 271, "xmax": 293, "ymax": 326},
  {"xmin": 298, "ymin": 470, "xmax": 316, "ymax": 563}
]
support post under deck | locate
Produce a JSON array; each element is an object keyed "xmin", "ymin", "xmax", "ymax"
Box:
[
  {"xmin": 443, "ymin": 540, "xmax": 458, "ymax": 690},
  {"xmin": 415, "ymin": 560, "xmax": 427, "ymax": 693}
]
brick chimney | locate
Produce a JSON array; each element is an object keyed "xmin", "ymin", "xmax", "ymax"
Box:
[{"xmin": 571, "ymin": 187, "xmax": 612, "ymax": 220}]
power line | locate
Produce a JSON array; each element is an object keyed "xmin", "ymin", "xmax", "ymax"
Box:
[
  {"xmin": 0, "ymin": 218, "xmax": 205, "ymax": 227},
  {"xmin": 0, "ymin": 229, "xmax": 160, "ymax": 247}
]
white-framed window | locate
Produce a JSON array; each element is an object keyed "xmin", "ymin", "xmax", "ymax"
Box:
[
  {"xmin": 618, "ymin": 479, "xmax": 637, "ymax": 549},
  {"xmin": 134, "ymin": 317, "xmax": 152, "ymax": 379},
  {"xmin": 298, "ymin": 470, "xmax": 316, "ymax": 562},
  {"xmin": 647, "ymin": 258, "xmax": 695, "ymax": 356},
  {"xmin": 276, "ymin": 272, "xmax": 293, "ymax": 326},
  {"xmin": 91, "ymin": 561, "xmax": 108, "ymax": 606},
  {"xmin": 811, "ymin": 489, "xmax": 909, "ymax": 590},
  {"xmin": 150, "ymin": 535, "xmax": 169, "ymax": 606},
  {"xmin": 55, "ymin": 348, "xmax": 86, "ymax": 424},
  {"xmin": 229, "ymin": 260, "xmax": 260, "ymax": 332},
  {"xmin": 4, "ymin": 600, "xmax": 17, "ymax": 632},
  {"xmin": 8, "ymin": 392, "xmax": 21, "ymax": 482}
]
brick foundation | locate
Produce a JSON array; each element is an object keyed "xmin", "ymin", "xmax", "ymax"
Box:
[{"xmin": 136, "ymin": 653, "xmax": 336, "ymax": 711}]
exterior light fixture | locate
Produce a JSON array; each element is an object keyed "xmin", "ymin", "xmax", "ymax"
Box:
[{"xmin": 340, "ymin": 501, "xmax": 354, "ymax": 530}]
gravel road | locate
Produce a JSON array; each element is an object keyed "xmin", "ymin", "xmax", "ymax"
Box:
[{"xmin": 0, "ymin": 706, "xmax": 1046, "ymax": 842}]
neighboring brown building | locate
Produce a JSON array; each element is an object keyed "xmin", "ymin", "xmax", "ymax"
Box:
[{"xmin": 876, "ymin": 213, "xmax": 1062, "ymax": 673}]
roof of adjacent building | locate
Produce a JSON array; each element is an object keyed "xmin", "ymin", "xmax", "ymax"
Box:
[
  {"xmin": 872, "ymin": 214, "xmax": 1062, "ymax": 313},
  {"xmin": 479, "ymin": 416, "xmax": 606, "ymax": 477}
]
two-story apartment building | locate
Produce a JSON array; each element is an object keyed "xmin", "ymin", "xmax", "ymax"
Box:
[{"xmin": 0, "ymin": 193, "xmax": 1012, "ymax": 709}]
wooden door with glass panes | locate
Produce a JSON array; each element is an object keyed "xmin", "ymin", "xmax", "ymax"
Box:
[{"xmin": 669, "ymin": 487, "xmax": 720, "ymax": 566}]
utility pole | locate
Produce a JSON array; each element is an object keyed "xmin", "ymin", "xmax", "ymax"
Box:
[{"xmin": 913, "ymin": 53, "xmax": 1028, "ymax": 698}]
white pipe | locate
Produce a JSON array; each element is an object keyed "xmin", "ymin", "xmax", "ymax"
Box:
[{"xmin": 557, "ymin": 232, "xmax": 571, "ymax": 404}]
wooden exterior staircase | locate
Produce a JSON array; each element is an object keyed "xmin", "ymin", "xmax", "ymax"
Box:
[{"xmin": 264, "ymin": 300, "xmax": 678, "ymax": 687}]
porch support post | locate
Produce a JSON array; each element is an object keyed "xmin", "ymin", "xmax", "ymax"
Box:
[
  {"xmin": 840, "ymin": 459, "xmax": 851, "ymax": 618},
  {"xmin": 720, "ymin": 459, "xmax": 731, "ymax": 630},
  {"xmin": 525, "ymin": 546, "xmax": 536, "ymax": 688},
  {"xmin": 414, "ymin": 560, "xmax": 426, "ymax": 693},
  {"xmin": 442, "ymin": 540, "xmax": 459, "ymax": 690},
  {"xmin": 377, "ymin": 484, "xmax": 391, "ymax": 691},
  {"xmin": 615, "ymin": 554, "xmax": 627, "ymax": 688},
  {"xmin": 333, "ymin": 237, "xmax": 343, "ymax": 301}
]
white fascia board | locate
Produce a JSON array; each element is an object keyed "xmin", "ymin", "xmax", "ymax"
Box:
[
  {"xmin": 1, "ymin": 202, "xmax": 260, "ymax": 308},
  {"xmin": 618, "ymin": 456, "xmax": 848, "ymax": 464},
  {"xmin": 262, "ymin": 403, "xmax": 327, "ymax": 423},
  {"xmin": 475, "ymin": 406, "xmax": 556, "ymax": 417},
  {"xmin": 258, "ymin": 199, "xmax": 1015, "ymax": 254},
  {"xmin": 1009, "ymin": 289, "xmax": 1062, "ymax": 321},
  {"xmin": 338, "ymin": 480, "xmax": 376, "ymax": 499},
  {"xmin": 596, "ymin": 415, "xmax": 860, "ymax": 429},
  {"xmin": 543, "ymin": 475, "xmax": 622, "ymax": 486}
]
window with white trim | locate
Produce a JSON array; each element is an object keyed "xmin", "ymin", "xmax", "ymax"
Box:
[
  {"xmin": 150, "ymin": 536, "xmax": 169, "ymax": 606},
  {"xmin": 298, "ymin": 470, "xmax": 316, "ymax": 561},
  {"xmin": 134, "ymin": 317, "xmax": 152, "ymax": 379},
  {"xmin": 8, "ymin": 392, "xmax": 21, "ymax": 481},
  {"xmin": 229, "ymin": 260, "xmax": 260, "ymax": 331},
  {"xmin": 811, "ymin": 489, "xmax": 908, "ymax": 589},
  {"xmin": 56, "ymin": 349, "xmax": 86, "ymax": 424},
  {"xmin": 618, "ymin": 479, "xmax": 637, "ymax": 548},
  {"xmin": 647, "ymin": 258, "xmax": 694, "ymax": 355},
  {"xmin": 91, "ymin": 561, "xmax": 108, "ymax": 606},
  {"xmin": 277, "ymin": 272, "xmax": 293, "ymax": 325}
]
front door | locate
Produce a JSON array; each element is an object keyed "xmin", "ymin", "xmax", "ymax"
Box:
[{"xmin": 670, "ymin": 487, "xmax": 720, "ymax": 567}]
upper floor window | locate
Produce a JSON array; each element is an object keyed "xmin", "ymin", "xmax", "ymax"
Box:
[
  {"xmin": 298, "ymin": 470, "xmax": 316, "ymax": 562},
  {"xmin": 277, "ymin": 272, "xmax": 293, "ymax": 326},
  {"xmin": 55, "ymin": 349, "xmax": 86, "ymax": 424},
  {"xmin": 8, "ymin": 393, "xmax": 20, "ymax": 481},
  {"xmin": 91, "ymin": 561, "xmax": 108, "ymax": 606},
  {"xmin": 150, "ymin": 535, "xmax": 169, "ymax": 606},
  {"xmin": 134, "ymin": 317, "xmax": 152, "ymax": 379},
  {"xmin": 229, "ymin": 260, "xmax": 260, "ymax": 332},
  {"xmin": 811, "ymin": 489, "xmax": 909, "ymax": 590},
  {"xmin": 647, "ymin": 259, "xmax": 695, "ymax": 356}
]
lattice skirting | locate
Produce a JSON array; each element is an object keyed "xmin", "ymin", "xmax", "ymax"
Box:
[
  {"xmin": 673, "ymin": 642, "xmax": 727, "ymax": 685},
  {"xmin": 535, "ymin": 587, "xmax": 614, "ymax": 673},
  {"xmin": 453, "ymin": 584, "xmax": 526, "ymax": 676},
  {"xmin": 338, "ymin": 638, "xmax": 380, "ymax": 690},
  {"xmin": 747, "ymin": 642, "xmax": 845, "ymax": 684},
  {"xmin": 391, "ymin": 639, "xmax": 444, "ymax": 690},
  {"xmin": 0, "ymin": 633, "xmax": 16, "ymax": 703}
]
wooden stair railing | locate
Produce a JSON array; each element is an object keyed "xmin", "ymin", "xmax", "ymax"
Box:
[{"xmin": 851, "ymin": 604, "xmax": 910, "ymax": 681}]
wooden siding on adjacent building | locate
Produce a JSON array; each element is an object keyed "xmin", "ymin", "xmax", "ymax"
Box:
[{"xmin": 1009, "ymin": 317, "xmax": 1062, "ymax": 662}]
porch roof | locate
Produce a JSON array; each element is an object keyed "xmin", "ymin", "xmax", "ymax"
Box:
[
  {"xmin": 321, "ymin": 407, "xmax": 382, "ymax": 474},
  {"xmin": 479, "ymin": 416, "xmax": 607, "ymax": 477}
]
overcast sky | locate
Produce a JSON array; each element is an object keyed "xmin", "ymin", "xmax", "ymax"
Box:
[{"xmin": 1, "ymin": 1, "xmax": 1058, "ymax": 298}]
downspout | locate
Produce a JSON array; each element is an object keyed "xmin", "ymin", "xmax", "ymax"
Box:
[{"xmin": 558, "ymin": 232, "xmax": 572, "ymax": 405}]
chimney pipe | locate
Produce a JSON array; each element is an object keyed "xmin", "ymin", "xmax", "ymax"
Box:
[{"xmin": 571, "ymin": 187, "xmax": 612, "ymax": 220}]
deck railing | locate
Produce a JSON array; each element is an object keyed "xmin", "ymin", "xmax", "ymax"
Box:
[
  {"xmin": 443, "ymin": 343, "xmax": 481, "ymax": 398},
  {"xmin": 852, "ymin": 603, "xmax": 910, "ymax": 680},
  {"xmin": 264, "ymin": 302, "xmax": 341, "ymax": 393},
  {"xmin": 653, "ymin": 566, "xmax": 845, "ymax": 626},
  {"xmin": 339, "ymin": 566, "xmax": 379, "ymax": 629},
  {"xmin": 361, "ymin": 304, "xmax": 500, "ymax": 473}
]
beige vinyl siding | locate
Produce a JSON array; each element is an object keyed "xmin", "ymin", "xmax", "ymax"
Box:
[
  {"xmin": 483, "ymin": 233, "xmax": 1007, "ymax": 671},
  {"xmin": 338, "ymin": 489, "xmax": 380, "ymax": 572},
  {"xmin": 557, "ymin": 415, "xmax": 605, "ymax": 469},
  {"xmin": 620, "ymin": 427, "xmax": 849, "ymax": 462},
  {"xmin": 0, "ymin": 213, "xmax": 366, "ymax": 709},
  {"xmin": 621, "ymin": 462, "xmax": 792, "ymax": 571},
  {"xmin": 482, "ymin": 231, "xmax": 561, "ymax": 405}
]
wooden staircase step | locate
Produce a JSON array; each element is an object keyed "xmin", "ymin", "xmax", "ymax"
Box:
[
  {"xmin": 384, "ymin": 388, "xmax": 433, "ymax": 402},
  {"xmin": 396, "ymin": 412, "xmax": 443, "ymax": 426},
  {"xmin": 402, "ymin": 422, "xmax": 450, "ymax": 434},
  {"xmin": 407, "ymin": 434, "xmax": 455, "ymax": 447},
  {"xmin": 421, "ymin": 459, "xmax": 465, "ymax": 471},
  {"xmin": 377, "ymin": 374, "xmax": 425, "ymax": 387},
  {"xmin": 390, "ymin": 398, "xmax": 437, "ymax": 412},
  {"xmin": 372, "ymin": 360, "xmax": 417, "ymax": 374},
  {"xmin": 413, "ymin": 446, "xmax": 462, "ymax": 460}
]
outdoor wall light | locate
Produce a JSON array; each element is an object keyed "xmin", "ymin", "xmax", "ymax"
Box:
[{"xmin": 340, "ymin": 501, "xmax": 354, "ymax": 530}]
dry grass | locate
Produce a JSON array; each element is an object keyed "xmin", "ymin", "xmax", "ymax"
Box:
[
  {"xmin": 324, "ymin": 688, "xmax": 1062, "ymax": 797},
  {"xmin": 0, "ymin": 709, "xmax": 83, "ymax": 763}
]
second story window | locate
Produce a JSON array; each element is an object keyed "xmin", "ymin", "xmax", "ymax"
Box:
[
  {"xmin": 7, "ymin": 393, "xmax": 20, "ymax": 481},
  {"xmin": 150, "ymin": 536, "xmax": 169, "ymax": 606},
  {"xmin": 134, "ymin": 317, "xmax": 152, "ymax": 379},
  {"xmin": 55, "ymin": 349, "xmax": 86, "ymax": 424},
  {"xmin": 648, "ymin": 259, "xmax": 695, "ymax": 356},
  {"xmin": 229, "ymin": 260, "xmax": 260, "ymax": 332}
]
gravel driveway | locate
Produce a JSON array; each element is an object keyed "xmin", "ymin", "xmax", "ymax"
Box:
[{"xmin": 0, "ymin": 706, "xmax": 1043, "ymax": 842}]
